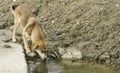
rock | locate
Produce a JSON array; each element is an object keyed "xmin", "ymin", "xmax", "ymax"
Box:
[
  {"xmin": 48, "ymin": 50, "xmax": 61, "ymax": 59},
  {"xmin": 71, "ymin": 49, "xmax": 82, "ymax": 59},
  {"xmin": 62, "ymin": 52, "xmax": 72, "ymax": 60},
  {"xmin": 99, "ymin": 52, "xmax": 110, "ymax": 60},
  {"xmin": 28, "ymin": 60, "xmax": 35, "ymax": 64},
  {"xmin": 0, "ymin": 29, "xmax": 27, "ymax": 73},
  {"xmin": 3, "ymin": 44, "xmax": 11, "ymax": 48},
  {"xmin": 105, "ymin": 59, "xmax": 111, "ymax": 63},
  {"xmin": 2, "ymin": 38, "xmax": 12, "ymax": 42},
  {"xmin": 51, "ymin": 20, "xmax": 55, "ymax": 23},
  {"xmin": 58, "ymin": 47, "xmax": 66, "ymax": 55},
  {"xmin": 58, "ymin": 47, "xmax": 82, "ymax": 60},
  {"xmin": 116, "ymin": 4, "xmax": 119, "ymax": 7}
]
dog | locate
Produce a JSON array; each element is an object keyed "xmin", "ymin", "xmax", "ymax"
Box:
[
  {"xmin": 22, "ymin": 17, "xmax": 47, "ymax": 61},
  {"xmin": 10, "ymin": 4, "xmax": 47, "ymax": 61}
]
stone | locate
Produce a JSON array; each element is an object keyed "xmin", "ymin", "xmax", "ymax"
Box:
[
  {"xmin": 28, "ymin": 60, "xmax": 35, "ymax": 64},
  {"xmin": 71, "ymin": 49, "xmax": 82, "ymax": 59},
  {"xmin": 13, "ymin": 0, "xmax": 16, "ymax": 2},
  {"xmin": 62, "ymin": 52, "xmax": 72, "ymax": 60},
  {"xmin": 0, "ymin": 29, "xmax": 27, "ymax": 73},
  {"xmin": 99, "ymin": 52, "xmax": 110, "ymax": 60},
  {"xmin": 58, "ymin": 47, "xmax": 66, "ymax": 55},
  {"xmin": 59, "ymin": 47, "xmax": 82, "ymax": 60}
]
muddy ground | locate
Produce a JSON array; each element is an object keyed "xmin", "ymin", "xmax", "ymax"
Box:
[{"xmin": 1, "ymin": 0, "xmax": 120, "ymax": 71}]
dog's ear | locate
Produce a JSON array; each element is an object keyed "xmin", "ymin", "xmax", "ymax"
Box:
[{"xmin": 11, "ymin": 4, "xmax": 18, "ymax": 10}]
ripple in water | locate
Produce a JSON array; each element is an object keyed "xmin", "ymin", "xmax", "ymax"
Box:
[{"xmin": 29, "ymin": 60, "xmax": 119, "ymax": 73}]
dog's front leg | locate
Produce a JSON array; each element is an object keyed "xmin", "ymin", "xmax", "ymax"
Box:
[
  {"xmin": 22, "ymin": 31, "xmax": 35, "ymax": 57},
  {"xmin": 32, "ymin": 42, "xmax": 38, "ymax": 52},
  {"xmin": 22, "ymin": 31, "xmax": 31, "ymax": 53}
]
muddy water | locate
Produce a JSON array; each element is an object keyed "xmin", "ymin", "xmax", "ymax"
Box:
[{"xmin": 29, "ymin": 60, "xmax": 118, "ymax": 73}]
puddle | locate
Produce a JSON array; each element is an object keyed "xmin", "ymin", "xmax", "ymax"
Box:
[
  {"xmin": 29, "ymin": 60, "xmax": 63, "ymax": 73},
  {"xmin": 29, "ymin": 60, "xmax": 118, "ymax": 73}
]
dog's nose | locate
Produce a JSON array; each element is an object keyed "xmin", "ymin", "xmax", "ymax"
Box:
[
  {"xmin": 42, "ymin": 58, "xmax": 47, "ymax": 62},
  {"xmin": 43, "ymin": 54, "xmax": 47, "ymax": 60},
  {"xmin": 41, "ymin": 48, "xmax": 48, "ymax": 52}
]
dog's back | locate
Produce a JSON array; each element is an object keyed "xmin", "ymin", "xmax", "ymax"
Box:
[
  {"xmin": 11, "ymin": 4, "xmax": 35, "ymax": 28},
  {"xmin": 11, "ymin": 4, "xmax": 35, "ymax": 19}
]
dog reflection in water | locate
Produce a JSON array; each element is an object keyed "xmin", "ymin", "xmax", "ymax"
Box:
[{"xmin": 32, "ymin": 63, "xmax": 48, "ymax": 73}]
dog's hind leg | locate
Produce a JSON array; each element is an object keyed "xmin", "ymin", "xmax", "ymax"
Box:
[{"xmin": 12, "ymin": 18, "xmax": 20, "ymax": 42}]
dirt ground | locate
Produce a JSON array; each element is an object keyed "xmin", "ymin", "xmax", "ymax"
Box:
[{"xmin": 1, "ymin": 0, "xmax": 120, "ymax": 71}]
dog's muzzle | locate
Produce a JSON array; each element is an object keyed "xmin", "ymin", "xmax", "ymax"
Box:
[{"xmin": 35, "ymin": 49, "xmax": 48, "ymax": 62}]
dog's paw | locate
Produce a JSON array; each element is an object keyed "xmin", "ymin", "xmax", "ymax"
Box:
[{"xmin": 27, "ymin": 52, "xmax": 36, "ymax": 57}]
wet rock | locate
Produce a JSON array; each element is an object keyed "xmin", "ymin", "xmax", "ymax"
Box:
[
  {"xmin": 48, "ymin": 50, "xmax": 61, "ymax": 59},
  {"xmin": 62, "ymin": 52, "xmax": 72, "ymax": 60},
  {"xmin": 28, "ymin": 60, "xmax": 35, "ymax": 64},
  {"xmin": 58, "ymin": 47, "xmax": 65, "ymax": 55}
]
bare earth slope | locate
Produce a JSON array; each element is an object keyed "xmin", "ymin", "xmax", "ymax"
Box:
[{"xmin": 1, "ymin": 0, "xmax": 120, "ymax": 71}]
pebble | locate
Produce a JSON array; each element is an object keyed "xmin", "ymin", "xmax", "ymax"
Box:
[
  {"xmin": 28, "ymin": 60, "xmax": 35, "ymax": 64},
  {"xmin": 116, "ymin": 4, "xmax": 119, "ymax": 7}
]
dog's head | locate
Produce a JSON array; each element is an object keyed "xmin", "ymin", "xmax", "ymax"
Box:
[
  {"xmin": 37, "ymin": 40, "xmax": 48, "ymax": 62},
  {"xmin": 10, "ymin": 4, "xmax": 18, "ymax": 15},
  {"xmin": 35, "ymin": 48, "xmax": 47, "ymax": 62},
  {"xmin": 40, "ymin": 40, "xmax": 48, "ymax": 52}
]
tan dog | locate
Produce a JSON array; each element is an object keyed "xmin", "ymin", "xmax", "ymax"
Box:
[
  {"xmin": 22, "ymin": 17, "xmax": 47, "ymax": 60},
  {"xmin": 10, "ymin": 4, "xmax": 47, "ymax": 61}
]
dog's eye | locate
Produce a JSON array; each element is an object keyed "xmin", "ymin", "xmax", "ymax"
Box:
[
  {"xmin": 41, "ymin": 49, "xmax": 48, "ymax": 53},
  {"xmin": 42, "ymin": 50, "xmax": 45, "ymax": 53},
  {"xmin": 45, "ymin": 49, "xmax": 48, "ymax": 52}
]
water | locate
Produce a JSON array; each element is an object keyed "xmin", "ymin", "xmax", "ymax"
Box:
[{"xmin": 29, "ymin": 60, "xmax": 118, "ymax": 73}]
